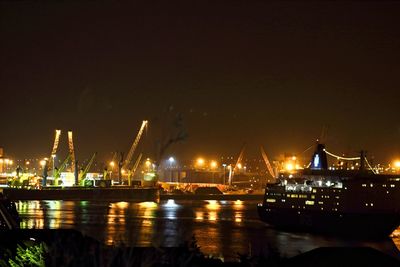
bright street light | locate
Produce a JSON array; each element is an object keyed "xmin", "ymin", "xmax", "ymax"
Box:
[
  {"xmin": 210, "ymin": 160, "xmax": 217, "ymax": 169},
  {"xmin": 196, "ymin": 158, "xmax": 205, "ymax": 166},
  {"xmin": 145, "ymin": 159, "xmax": 151, "ymax": 168},
  {"xmin": 394, "ymin": 160, "xmax": 400, "ymax": 169},
  {"xmin": 40, "ymin": 160, "xmax": 47, "ymax": 167}
]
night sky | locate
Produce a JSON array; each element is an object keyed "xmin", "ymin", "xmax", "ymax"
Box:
[{"xmin": 1, "ymin": 1, "xmax": 400, "ymax": 165}]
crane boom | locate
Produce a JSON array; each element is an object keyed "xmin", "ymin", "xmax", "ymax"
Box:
[
  {"xmin": 79, "ymin": 153, "xmax": 97, "ymax": 180},
  {"xmin": 123, "ymin": 120, "xmax": 148, "ymax": 170},
  {"xmin": 53, "ymin": 155, "xmax": 71, "ymax": 186},
  {"xmin": 68, "ymin": 131, "xmax": 76, "ymax": 172},
  {"xmin": 228, "ymin": 143, "xmax": 246, "ymax": 186},
  {"xmin": 49, "ymin": 129, "xmax": 61, "ymax": 168},
  {"xmin": 50, "ymin": 129, "xmax": 62, "ymax": 156},
  {"xmin": 260, "ymin": 146, "xmax": 276, "ymax": 178}
]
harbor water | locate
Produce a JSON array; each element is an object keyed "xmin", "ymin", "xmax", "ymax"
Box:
[{"xmin": 16, "ymin": 199, "xmax": 400, "ymax": 261}]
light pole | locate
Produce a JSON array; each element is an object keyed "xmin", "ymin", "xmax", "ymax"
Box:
[
  {"xmin": 168, "ymin": 157, "xmax": 175, "ymax": 182},
  {"xmin": 109, "ymin": 161, "xmax": 115, "ymax": 181},
  {"xmin": 222, "ymin": 164, "xmax": 227, "ymax": 185}
]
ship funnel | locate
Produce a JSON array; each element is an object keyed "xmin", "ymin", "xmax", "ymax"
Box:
[{"xmin": 310, "ymin": 143, "xmax": 328, "ymax": 170}]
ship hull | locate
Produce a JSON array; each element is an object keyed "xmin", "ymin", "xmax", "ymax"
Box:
[{"xmin": 257, "ymin": 205, "xmax": 400, "ymax": 239}]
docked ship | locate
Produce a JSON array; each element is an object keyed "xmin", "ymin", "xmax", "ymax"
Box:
[{"xmin": 257, "ymin": 143, "xmax": 400, "ymax": 239}]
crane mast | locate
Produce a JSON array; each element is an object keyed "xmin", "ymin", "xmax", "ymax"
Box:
[{"xmin": 123, "ymin": 120, "xmax": 148, "ymax": 171}]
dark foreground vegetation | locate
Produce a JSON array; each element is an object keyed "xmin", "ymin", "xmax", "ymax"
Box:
[{"xmin": 0, "ymin": 229, "xmax": 399, "ymax": 267}]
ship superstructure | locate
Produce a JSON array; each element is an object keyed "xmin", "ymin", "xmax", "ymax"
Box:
[{"xmin": 257, "ymin": 143, "xmax": 400, "ymax": 238}]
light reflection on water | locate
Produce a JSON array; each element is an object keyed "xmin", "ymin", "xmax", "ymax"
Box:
[{"xmin": 16, "ymin": 200, "xmax": 400, "ymax": 261}]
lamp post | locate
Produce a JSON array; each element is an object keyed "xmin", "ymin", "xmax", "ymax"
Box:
[
  {"xmin": 168, "ymin": 157, "xmax": 175, "ymax": 182},
  {"xmin": 109, "ymin": 161, "xmax": 115, "ymax": 181},
  {"xmin": 222, "ymin": 164, "xmax": 227, "ymax": 185}
]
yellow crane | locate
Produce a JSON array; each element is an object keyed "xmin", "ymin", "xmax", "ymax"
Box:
[
  {"xmin": 79, "ymin": 153, "xmax": 97, "ymax": 186},
  {"xmin": 122, "ymin": 120, "xmax": 148, "ymax": 172}
]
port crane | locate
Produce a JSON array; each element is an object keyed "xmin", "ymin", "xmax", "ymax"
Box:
[
  {"xmin": 122, "ymin": 120, "xmax": 148, "ymax": 182},
  {"xmin": 42, "ymin": 129, "xmax": 78, "ymax": 187},
  {"xmin": 47, "ymin": 130, "xmax": 76, "ymax": 174}
]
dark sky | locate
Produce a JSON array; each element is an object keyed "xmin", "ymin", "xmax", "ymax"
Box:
[{"xmin": 1, "ymin": 1, "xmax": 400, "ymax": 164}]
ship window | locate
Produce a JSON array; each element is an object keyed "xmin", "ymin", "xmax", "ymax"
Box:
[
  {"xmin": 291, "ymin": 194, "xmax": 298, "ymax": 198},
  {"xmin": 382, "ymin": 184, "xmax": 387, "ymax": 187},
  {"xmin": 370, "ymin": 183, "xmax": 374, "ymax": 187},
  {"xmin": 371, "ymin": 203, "xmax": 374, "ymax": 206},
  {"xmin": 321, "ymin": 207, "xmax": 324, "ymax": 210},
  {"xmin": 311, "ymin": 195, "xmax": 315, "ymax": 199},
  {"xmin": 335, "ymin": 196, "xmax": 340, "ymax": 199},
  {"xmin": 318, "ymin": 201, "xmax": 324, "ymax": 205},
  {"xmin": 312, "ymin": 189, "xmax": 317, "ymax": 193},
  {"xmin": 390, "ymin": 184, "xmax": 395, "ymax": 188},
  {"xmin": 387, "ymin": 191, "xmax": 390, "ymax": 194},
  {"xmin": 365, "ymin": 203, "xmax": 369, "ymax": 206},
  {"xmin": 281, "ymin": 199, "xmax": 286, "ymax": 202},
  {"xmin": 266, "ymin": 199, "xmax": 276, "ymax": 203},
  {"xmin": 362, "ymin": 184, "xmax": 367, "ymax": 187},
  {"xmin": 292, "ymin": 205, "xmax": 295, "ymax": 208},
  {"xmin": 305, "ymin": 201, "xmax": 314, "ymax": 205}
]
